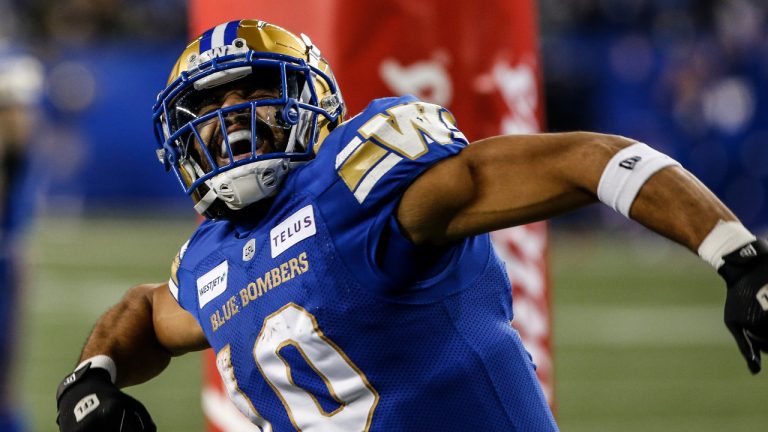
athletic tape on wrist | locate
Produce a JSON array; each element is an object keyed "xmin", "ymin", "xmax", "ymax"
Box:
[
  {"xmin": 76, "ymin": 355, "xmax": 117, "ymax": 384},
  {"xmin": 697, "ymin": 220, "xmax": 756, "ymax": 269},
  {"xmin": 597, "ymin": 142, "xmax": 681, "ymax": 217}
]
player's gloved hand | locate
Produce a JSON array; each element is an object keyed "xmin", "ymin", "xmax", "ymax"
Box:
[
  {"xmin": 718, "ymin": 238, "xmax": 768, "ymax": 374},
  {"xmin": 56, "ymin": 363, "xmax": 156, "ymax": 432}
]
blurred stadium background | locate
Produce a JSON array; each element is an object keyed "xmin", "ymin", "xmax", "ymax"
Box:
[{"xmin": 0, "ymin": 0, "xmax": 766, "ymax": 430}]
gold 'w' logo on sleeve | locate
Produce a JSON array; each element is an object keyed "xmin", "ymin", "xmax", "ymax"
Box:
[{"xmin": 335, "ymin": 102, "xmax": 465, "ymax": 203}]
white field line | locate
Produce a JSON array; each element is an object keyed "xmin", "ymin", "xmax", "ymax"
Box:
[
  {"xmin": 553, "ymin": 304, "xmax": 729, "ymax": 347},
  {"xmin": 28, "ymin": 276, "xmax": 135, "ymax": 315}
]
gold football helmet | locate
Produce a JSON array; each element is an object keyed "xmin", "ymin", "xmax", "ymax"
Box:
[{"xmin": 152, "ymin": 20, "xmax": 345, "ymax": 218}]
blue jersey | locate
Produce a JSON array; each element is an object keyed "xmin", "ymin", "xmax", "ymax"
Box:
[{"xmin": 170, "ymin": 96, "xmax": 557, "ymax": 431}]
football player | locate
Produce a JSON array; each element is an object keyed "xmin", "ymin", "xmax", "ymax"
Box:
[
  {"xmin": 0, "ymin": 45, "xmax": 43, "ymax": 432},
  {"xmin": 0, "ymin": 45, "xmax": 43, "ymax": 431},
  {"xmin": 55, "ymin": 20, "xmax": 768, "ymax": 432}
]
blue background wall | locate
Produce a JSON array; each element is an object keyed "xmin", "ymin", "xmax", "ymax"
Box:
[{"xmin": 15, "ymin": 0, "xmax": 766, "ymax": 232}]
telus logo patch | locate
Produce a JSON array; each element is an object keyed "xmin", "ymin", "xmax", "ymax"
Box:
[{"xmin": 270, "ymin": 205, "xmax": 317, "ymax": 258}]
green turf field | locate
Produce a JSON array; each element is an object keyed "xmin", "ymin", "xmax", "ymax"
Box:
[{"xmin": 17, "ymin": 216, "xmax": 768, "ymax": 431}]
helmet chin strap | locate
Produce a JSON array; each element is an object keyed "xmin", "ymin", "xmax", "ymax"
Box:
[
  {"xmin": 209, "ymin": 158, "xmax": 291, "ymax": 210},
  {"xmin": 193, "ymin": 187, "xmax": 218, "ymax": 214},
  {"xmin": 181, "ymin": 158, "xmax": 219, "ymax": 215}
]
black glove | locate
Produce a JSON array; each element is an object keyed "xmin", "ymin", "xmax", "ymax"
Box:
[
  {"xmin": 56, "ymin": 362, "xmax": 156, "ymax": 432},
  {"xmin": 718, "ymin": 238, "xmax": 768, "ymax": 374}
]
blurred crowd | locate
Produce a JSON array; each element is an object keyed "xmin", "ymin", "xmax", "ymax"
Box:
[
  {"xmin": 0, "ymin": 0, "xmax": 187, "ymax": 45},
  {"xmin": 0, "ymin": 0, "xmax": 189, "ymax": 214},
  {"xmin": 540, "ymin": 0, "xmax": 768, "ymax": 230}
]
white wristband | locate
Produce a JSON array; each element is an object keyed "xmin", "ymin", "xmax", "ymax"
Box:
[
  {"xmin": 697, "ymin": 220, "xmax": 756, "ymax": 269},
  {"xmin": 597, "ymin": 142, "xmax": 681, "ymax": 217},
  {"xmin": 76, "ymin": 355, "xmax": 117, "ymax": 384}
]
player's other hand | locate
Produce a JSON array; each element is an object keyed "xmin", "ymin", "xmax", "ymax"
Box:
[
  {"xmin": 56, "ymin": 364, "xmax": 156, "ymax": 432},
  {"xmin": 719, "ymin": 238, "xmax": 768, "ymax": 374}
]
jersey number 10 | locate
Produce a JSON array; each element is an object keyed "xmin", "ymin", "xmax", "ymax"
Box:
[{"xmin": 216, "ymin": 303, "xmax": 379, "ymax": 431}]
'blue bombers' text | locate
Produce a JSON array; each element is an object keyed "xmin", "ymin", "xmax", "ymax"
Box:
[{"xmin": 210, "ymin": 252, "xmax": 310, "ymax": 332}]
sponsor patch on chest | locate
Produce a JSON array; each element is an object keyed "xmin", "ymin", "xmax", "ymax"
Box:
[
  {"xmin": 242, "ymin": 238, "xmax": 256, "ymax": 262},
  {"xmin": 270, "ymin": 205, "xmax": 317, "ymax": 258},
  {"xmin": 197, "ymin": 261, "xmax": 228, "ymax": 308}
]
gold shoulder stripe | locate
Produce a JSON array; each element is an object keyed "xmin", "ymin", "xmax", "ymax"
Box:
[{"xmin": 338, "ymin": 141, "xmax": 388, "ymax": 192}]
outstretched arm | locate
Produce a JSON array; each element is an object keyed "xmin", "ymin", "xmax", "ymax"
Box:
[
  {"xmin": 398, "ymin": 132, "xmax": 734, "ymax": 250},
  {"xmin": 399, "ymin": 131, "xmax": 767, "ymax": 374}
]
